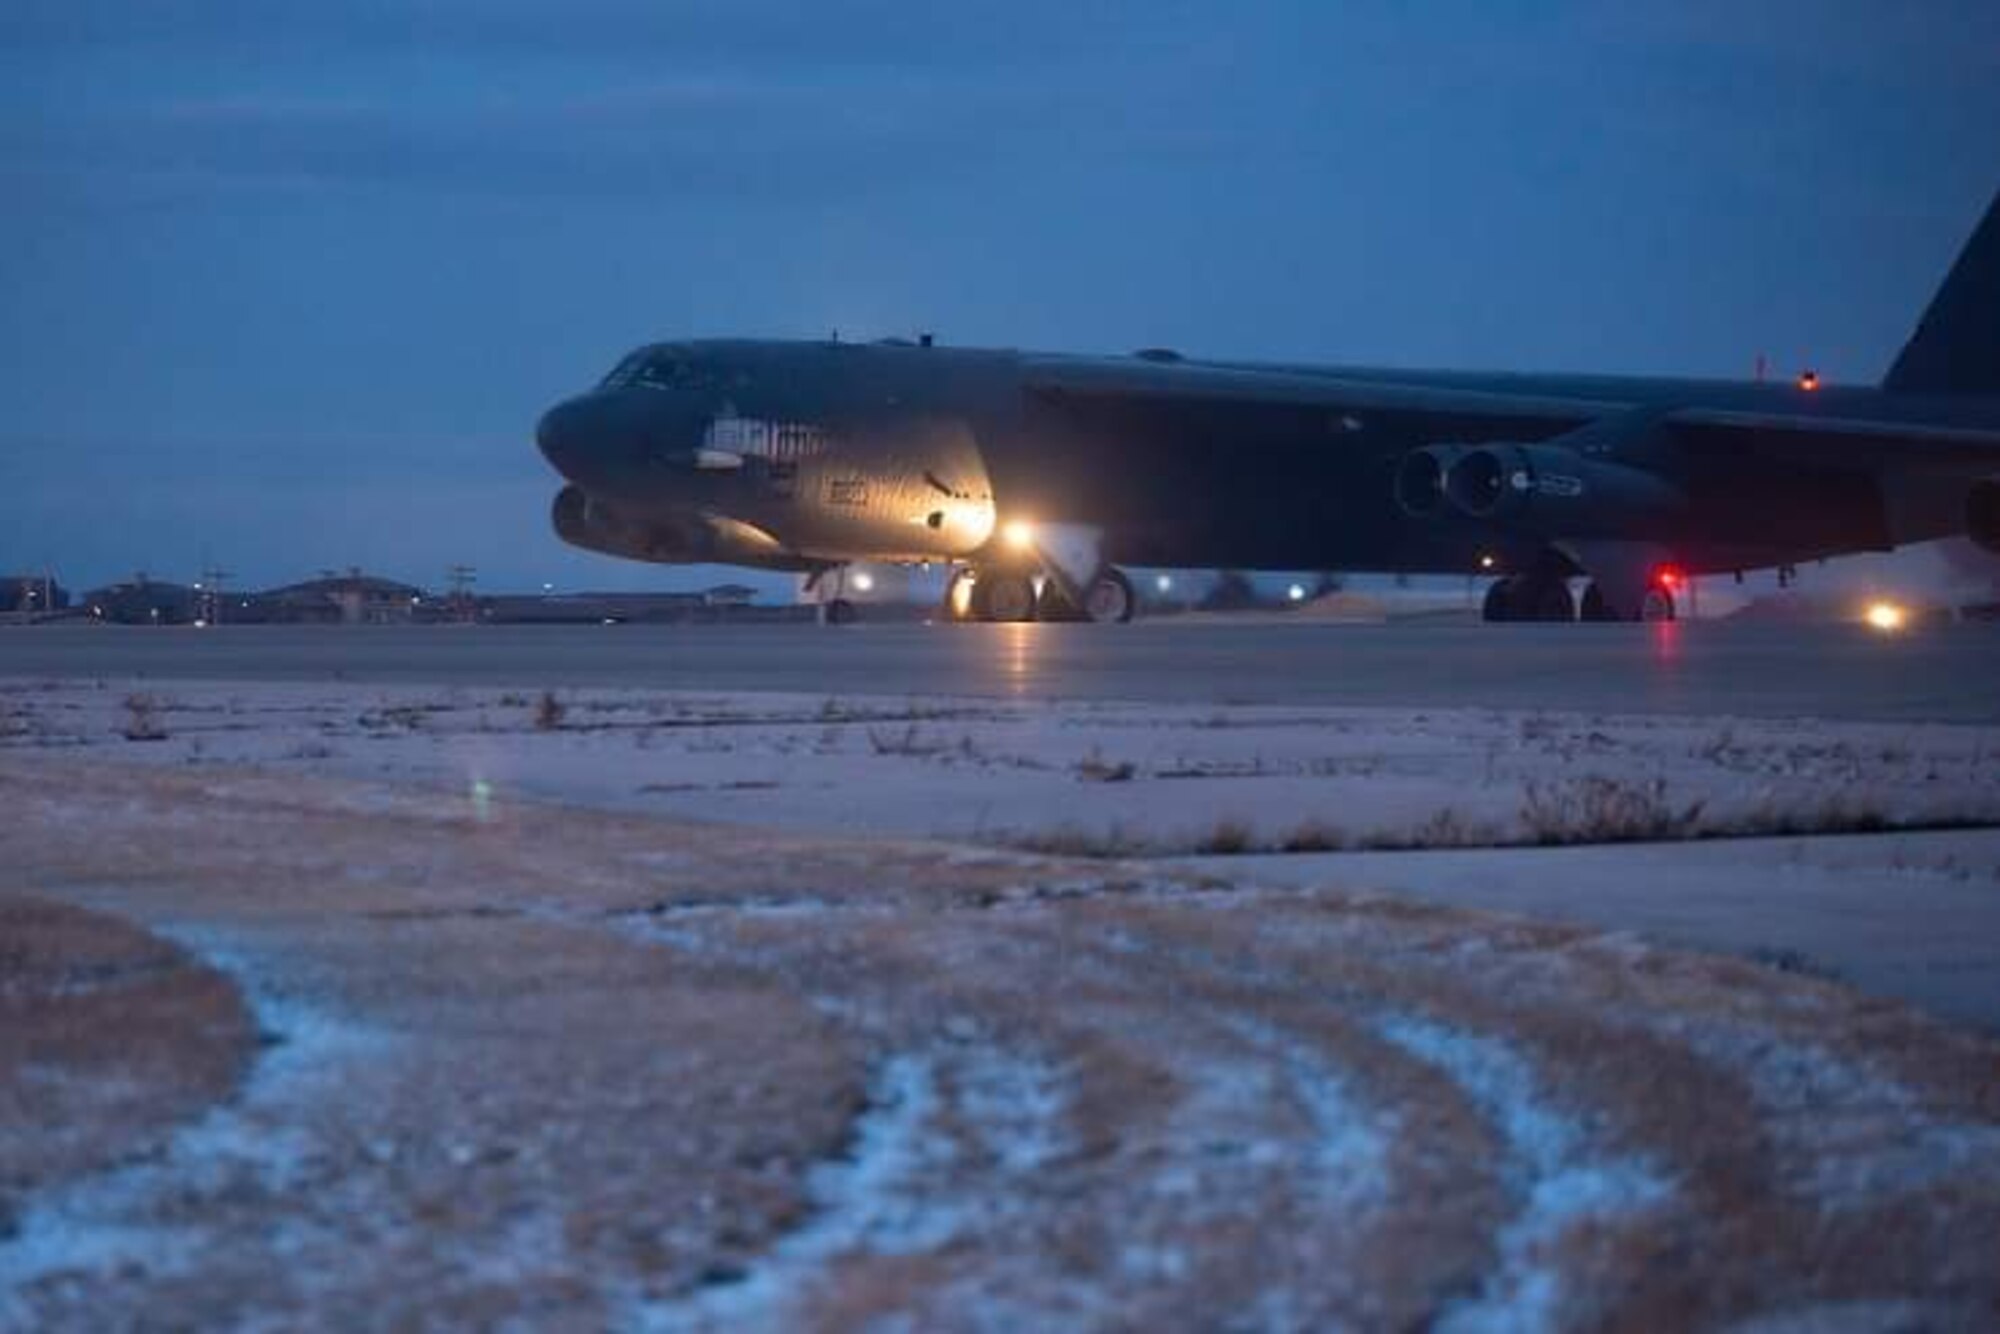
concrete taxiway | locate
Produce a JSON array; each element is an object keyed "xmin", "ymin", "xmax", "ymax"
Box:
[{"xmin": 4, "ymin": 618, "xmax": 1999, "ymax": 720}]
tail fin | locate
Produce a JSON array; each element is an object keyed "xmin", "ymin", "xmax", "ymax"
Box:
[{"xmin": 1883, "ymin": 188, "xmax": 2000, "ymax": 396}]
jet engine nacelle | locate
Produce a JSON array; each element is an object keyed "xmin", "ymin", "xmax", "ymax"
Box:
[
  {"xmin": 1392, "ymin": 445, "xmax": 1467, "ymax": 518},
  {"xmin": 1409, "ymin": 442, "xmax": 1685, "ymax": 534},
  {"xmin": 551, "ymin": 486, "xmax": 816, "ymax": 571},
  {"xmin": 1969, "ymin": 480, "xmax": 2000, "ymax": 555}
]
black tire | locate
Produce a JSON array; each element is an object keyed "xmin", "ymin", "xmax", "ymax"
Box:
[
  {"xmin": 1482, "ymin": 578, "xmax": 1518, "ymax": 623},
  {"xmin": 1034, "ymin": 582, "xmax": 1087, "ymax": 622},
  {"xmin": 974, "ymin": 573, "xmax": 1038, "ymax": 623},
  {"xmin": 1580, "ymin": 583, "xmax": 1621, "ymax": 622},
  {"xmin": 1081, "ymin": 568, "xmax": 1137, "ymax": 623},
  {"xmin": 1529, "ymin": 580, "xmax": 1576, "ymax": 622}
]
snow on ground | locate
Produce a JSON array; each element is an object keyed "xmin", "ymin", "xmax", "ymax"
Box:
[
  {"xmin": 6, "ymin": 678, "xmax": 2000, "ymax": 1328},
  {"xmin": 1375, "ymin": 1016, "xmax": 1671, "ymax": 1334},
  {"xmin": 8, "ymin": 675, "xmax": 1997, "ymax": 1027},
  {"xmin": 4, "ymin": 678, "xmax": 1996, "ymax": 853},
  {"xmin": 0, "ymin": 928, "xmax": 387, "ymax": 1320},
  {"xmin": 1194, "ymin": 829, "xmax": 2000, "ymax": 1032}
]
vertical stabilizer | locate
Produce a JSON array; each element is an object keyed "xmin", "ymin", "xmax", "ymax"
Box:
[{"xmin": 1884, "ymin": 189, "xmax": 2000, "ymax": 396}]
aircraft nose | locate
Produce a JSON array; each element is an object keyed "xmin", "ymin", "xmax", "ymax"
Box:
[
  {"xmin": 536, "ymin": 399, "xmax": 592, "ymax": 480},
  {"xmin": 537, "ymin": 389, "xmax": 711, "ymax": 486}
]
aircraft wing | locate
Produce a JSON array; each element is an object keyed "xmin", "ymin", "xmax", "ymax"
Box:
[
  {"xmin": 1027, "ymin": 356, "xmax": 2000, "ymax": 478},
  {"xmin": 1666, "ymin": 409, "xmax": 2000, "ymax": 476},
  {"xmin": 1020, "ymin": 356, "xmax": 1623, "ymax": 431}
]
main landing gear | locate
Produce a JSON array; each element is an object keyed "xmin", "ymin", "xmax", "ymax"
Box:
[
  {"xmin": 944, "ymin": 565, "xmax": 1136, "ymax": 624},
  {"xmin": 1481, "ymin": 551, "xmax": 1679, "ymax": 623}
]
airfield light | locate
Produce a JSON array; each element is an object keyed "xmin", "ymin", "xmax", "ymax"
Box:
[
  {"xmin": 1477, "ymin": 553, "xmax": 1497, "ymax": 571},
  {"xmin": 1864, "ymin": 600, "xmax": 1908, "ymax": 633},
  {"xmin": 1288, "ymin": 583, "xmax": 1308, "ymax": 603},
  {"xmin": 1001, "ymin": 519, "xmax": 1036, "ymax": 552},
  {"xmin": 851, "ymin": 571, "xmax": 876, "ymax": 593},
  {"xmin": 1155, "ymin": 574, "xmax": 1174, "ymax": 594},
  {"xmin": 1652, "ymin": 564, "xmax": 1686, "ymax": 592},
  {"xmin": 1797, "ymin": 370, "xmax": 1820, "ymax": 392}
]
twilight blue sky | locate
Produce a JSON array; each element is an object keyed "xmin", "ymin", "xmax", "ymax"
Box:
[{"xmin": 5, "ymin": 2, "xmax": 1998, "ymax": 594}]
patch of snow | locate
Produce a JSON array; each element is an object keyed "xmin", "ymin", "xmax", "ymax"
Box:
[
  {"xmin": 1376, "ymin": 1015, "xmax": 1670, "ymax": 1334},
  {"xmin": 950, "ymin": 1046, "xmax": 1069, "ymax": 1176},
  {"xmin": 1222, "ymin": 1018, "xmax": 1396, "ymax": 1210},
  {"xmin": 0, "ymin": 934, "xmax": 385, "ymax": 1318},
  {"xmin": 1688, "ymin": 1028, "xmax": 2000, "ymax": 1207},
  {"xmin": 636, "ymin": 1055, "xmax": 956, "ymax": 1333}
]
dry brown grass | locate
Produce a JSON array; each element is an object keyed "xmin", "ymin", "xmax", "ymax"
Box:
[
  {"xmin": 6, "ymin": 755, "xmax": 2000, "ymax": 1329},
  {"xmin": 1193, "ymin": 817, "xmax": 1255, "ymax": 855},
  {"xmin": 119, "ymin": 693, "xmax": 168, "ymax": 742},
  {"xmin": 533, "ymin": 690, "xmax": 567, "ymax": 731},
  {"xmin": 1521, "ymin": 775, "xmax": 1706, "ymax": 845},
  {"xmin": 1278, "ymin": 819, "xmax": 1347, "ymax": 853},
  {"xmin": 0, "ymin": 897, "xmax": 254, "ymax": 1197},
  {"xmin": 1074, "ymin": 750, "xmax": 1137, "ymax": 783}
]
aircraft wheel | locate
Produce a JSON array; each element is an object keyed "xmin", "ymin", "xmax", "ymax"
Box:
[
  {"xmin": 1033, "ymin": 583, "xmax": 1085, "ymax": 622},
  {"xmin": 1081, "ymin": 567, "xmax": 1137, "ymax": 623},
  {"xmin": 1640, "ymin": 586, "xmax": 1677, "ymax": 622},
  {"xmin": 1481, "ymin": 578, "xmax": 1518, "ymax": 623},
  {"xmin": 1580, "ymin": 583, "xmax": 1621, "ymax": 622},
  {"xmin": 1527, "ymin": 579, "xmax": 1576, "ymax": 622},
  {"xmin": 974, "ymin": 572, "xmax": 1038, "ymax": 623},
  {"xmin": 823, "ymin": 598, "xmax": 859, "ymax": 625}
]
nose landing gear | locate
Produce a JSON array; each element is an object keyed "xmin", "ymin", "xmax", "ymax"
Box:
[{"xmin": 942, "ymin": 565, "xmax": 1137, "ymax": 624}]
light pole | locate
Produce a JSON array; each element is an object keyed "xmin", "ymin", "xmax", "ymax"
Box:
[{"xmin": 199, "ymin": 565, "xmax": 234, "ymax": 626}]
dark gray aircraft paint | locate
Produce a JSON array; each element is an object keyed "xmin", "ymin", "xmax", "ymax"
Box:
[{"xmin": 537, "ymin": 189, "xmax": 2000, "ymax": 625}]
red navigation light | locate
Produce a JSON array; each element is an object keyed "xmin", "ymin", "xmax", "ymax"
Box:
[
  {"xmin": 1797, "ymin": 369, "xmax": 1820, "ymax": 392},
  {"xmin": 1652, "ymin": 563, "xmax": 1686, "ymax": 591}
]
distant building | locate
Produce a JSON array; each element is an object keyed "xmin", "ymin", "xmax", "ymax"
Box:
[
  {"xmin": 0, "ymin": 575, "xmax": 67, "ymax": 615},
  {"xmin": 82, "ymin": 577, "xmax": 199, "ymax": 625},
  {"xmin": 254, "ymin": 572, "xmax": 428, "ymax": 624},
  {"xmin": 703, "ymin": 583, "xmax": 758, "ymax": 607}
]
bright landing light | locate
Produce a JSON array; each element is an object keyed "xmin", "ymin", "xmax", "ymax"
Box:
[
  {"xmin": 1864, "ymin": 600, "xmax": 1908, "ymax": 632},
  {"xmin": 851, "ymin": 571, "xmax": 875, "ymax": 593},
  {"xmin": 1001, "ymin": 519, "xmax": 1036, "ymax": 551}
]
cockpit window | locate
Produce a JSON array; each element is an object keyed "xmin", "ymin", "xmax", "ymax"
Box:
[
  {"xmin": 641, "ymin": 355, "xmax": 714, "ymax": 390},
  {"xmin": 599, "ymin": 347, "xmax": 718, "ymax": 393},
  {"xmin": 598, "ymin": 352, "xmax": 646, "ymax": 390}
]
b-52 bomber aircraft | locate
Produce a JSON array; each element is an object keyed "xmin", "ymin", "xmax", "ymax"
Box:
[{"xmin": 537, "ymin": 188, "xmax": 2000, "ymax": 624}]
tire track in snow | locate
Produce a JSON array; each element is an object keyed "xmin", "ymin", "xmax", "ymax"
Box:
[
  {"xmin": 0, "ymin": 932, "xmax": 385, "ymax": 1325},
  {"xmin": 1375, "ymin": 1015, "xmax": 1671, "ymax": 1333},
  {"xmin": 634, "ymin": 1043, "xmax": 1079, "ymax": 1333},
  {"xmin": 635, "ymin": 1055, "xmax": 946, "ymax": 1334},
  {"xmin": 1682, "ymin": 1026, "xmax": 2000, "ymax": 1210}
]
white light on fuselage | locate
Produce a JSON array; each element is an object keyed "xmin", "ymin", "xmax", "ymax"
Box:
[{"xmin": 1863, "ymin": 600, "xmax": 1908, "ymax": 632}]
